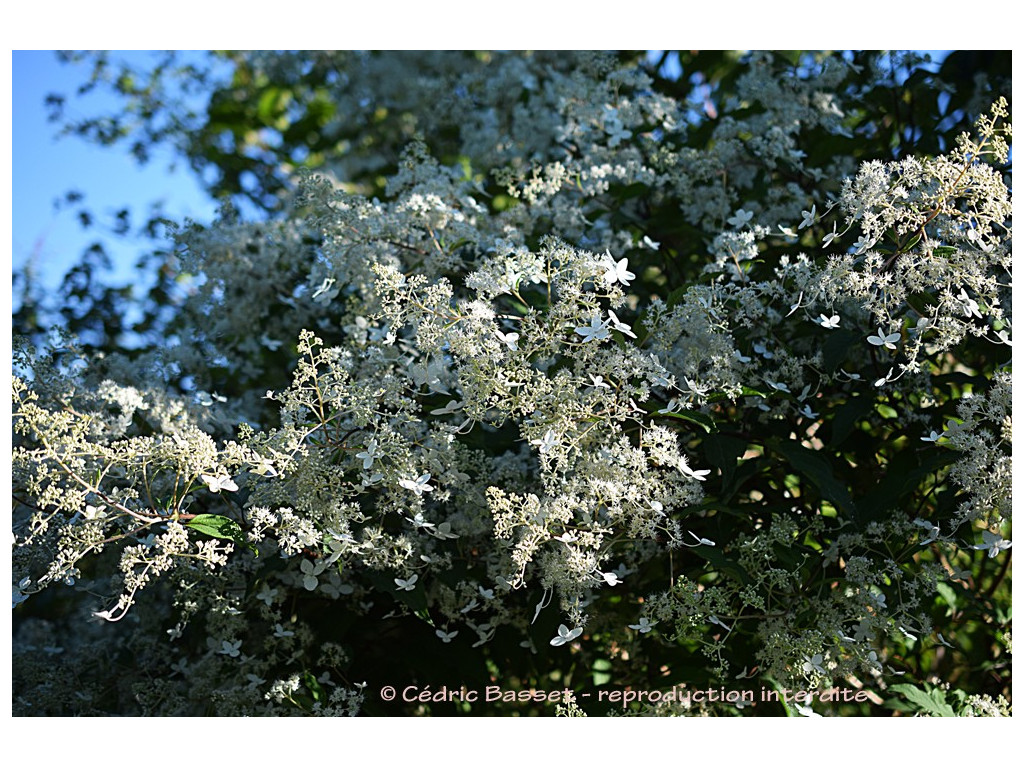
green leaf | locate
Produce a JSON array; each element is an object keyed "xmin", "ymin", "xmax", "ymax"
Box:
[
  {"xmin": 934, "ymin": 582, "xmax": 958, "ymax": 616},
  {"xmin": 256, "ymin": 87, "xmax": 287, "ymax": 125},
  {"xmin": 820, "ymin": 328, "xmax": 859, "ymax": 373},
  {"xmin": 889, "ymin": 684, "xmax": 956, "ymax": 717},
  {"xmin": 768, "ymin": 439, "xmax": 857, "ymax": 519},
  {"xmin": 875, "ymin": 403, "xmax": 898, "ymax": 420},
  {"xmin": 827, "ymin": 395, "xmax": 873, "ymax": 448},
  {"xmin": 691, "ymin": 544, "xmax": 752, "ymax": 586},
  {"xmin": 858, "ymin": 448, "xmax": 958, "ymax": 525},
  {"xmin": 707, "ymin": 386, "xmax": 768, "ymax": 402},
  {"xmin": 906, "ymin": 290, "xmax": 940, "ymax": 316},
  {"xmin": 186, "ymin": 514, "xmax": 257, "ymax": 556},
  {"xmin": 610, "ymin": 181, "xmax": 651, "ymax": 201},
  {"xmin": 656, "ymin": 409, "xmax": 716, "ymax": 433},
  {"xmin": 592, "ymin": 658, "xmax": 613, "ymax": 686},
  {"xmin": 720, "ymin": 455, "xmax": 767, "ymax": 502},
  {"xmin": 665, "ymin": 285, "xmax": 690, "ymax": 308},
  {"xmin": 703, "ymin": 433, "xmax": 747, "ymax": 491},
  {"xmin": 303, "ymin": 671, "xmax": 325, "ymax": 703},
  {"xmin": 900, "ymin": 232, "xmax": 922, "ymax": 253}
]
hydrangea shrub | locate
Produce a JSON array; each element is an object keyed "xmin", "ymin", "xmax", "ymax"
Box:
[{"xmin": 12, "ymin": 50, "xmax": 1011, "ymax": 716}]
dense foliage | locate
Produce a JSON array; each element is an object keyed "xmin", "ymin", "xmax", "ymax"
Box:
[{"xmin": 12, "ymin": 50, "xmax": 1012, "ymax": 716}]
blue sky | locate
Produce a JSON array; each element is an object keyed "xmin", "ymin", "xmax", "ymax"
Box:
[
  {"xmin": 12, "ymin": 51, "xmax": 220, "ymax": 293},
  {"xmin": 3, "ymin": 48, "xmax": 987, "ymax": 300}
]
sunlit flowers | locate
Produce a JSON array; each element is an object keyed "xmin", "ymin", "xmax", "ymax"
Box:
[
  {"xmin": 399, "ymin": 473, "xmax": 434, "ymax": 495},
  {"xmin": 607, "ymin": 309, "xmax": 636, "ymax": 338},
  {"xmin": 531, "ymin": 429, "xmax": 558, "ymax": 454},
  {"xmin": 681, "ymin": 464, "xmax": 711, "ymax": 482},
  {"xmin": 601, "ymin": 252, "xmax": 635, "ymax": 287},
  {"xmin": 973, "ymin": 530, "xmax": 1012, "ymax": 558},
  {"xmin": 495, "ymin": 330, "xmax": 520, "ymax": 351},
  {"xmin": 201, "ymin": 473, "xmax": 238, "ymax": 493}
]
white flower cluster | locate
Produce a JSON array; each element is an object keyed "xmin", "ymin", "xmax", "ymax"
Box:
[{"xmin": 12, "ymin": 52, "xmax": 1011, "ymax": 715}]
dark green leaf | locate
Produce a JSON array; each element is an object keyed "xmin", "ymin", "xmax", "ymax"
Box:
[
  {"xmin": 691, "ymin": 544, "xmax": 752, "ymax": 586},
  {"xmin": 656, "ymin": 409, "xmax": 716, "ymax": 433},
  {"xmin": 703, "ymin": 434, "xmax": 747, "ymax": 491},
  {"xmin": 858, "ymin": 449, "xmax": 958, "ymax": 523},
  {"xmin": 900, "ymin": 232, "xmax": 922, "ymax": 253},
  {"xmin": 827, "ymin": 395, "xmax": 873, "ymax": 448},
  {"xmin": 889, "ymin": 684, "xmax": 956, "ymax": 717},
  {"xmin": 821, "ymin": 328, "xmax": 859, "ymax": 374},
  {"xmin": 906, "ymin": 290, "xmax": 940, "ymax": 316},
  {"xmin": 768, "ymin": 439, "xmax": 857, "ymax": 519},
  {"xmin": 707, "ymin": 386, "xmax": 768, "ymax": 402},
  {"xmin": 186, "ymin": 514, "xmax": 257, "ymax": 556}
]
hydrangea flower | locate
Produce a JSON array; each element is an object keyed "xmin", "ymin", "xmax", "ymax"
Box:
[
  {"xmin": 822, "ymin": 223, "xmax": 839, "ymax": 248},
  {"xmin": 436, "ymin": 628, "xmax": 459, "ymax": 643},
  {"xmin": 628, "ymin": 617, "xmax": 656, "ymax": 633},
  {"xmin": 727, "ymin": 208, "xmax": 754, "ymax": 228},
  {"xmin": 430, "ymin": 400, "xmax": 463, "ymax": 416},
  {"xmin": 818, "ymin": 314, "xmax": 840, "ymax": 329},
  {"xmin": 958, "ymin": 289, "xmax": 982, "ymax": 319},
  {"xmin": 550, "ymin": 624, "xmax": 583, "ymax": 647},
  {"xmin": 201, "ymin": 473, "xmax": 238, "ymax": 493},
  {"xmin": 852, "ymin": 235, "xmax": 873, "ymax": 254},
  {"xmin": 355, "ymin": 439, "xmax": 382, "ymax": 469},
  {"xmin": 395, "ymin": 574, "xmax": 419, "ymax": 591},
  {"xmin": 606, "ymin": 310, "xmax": 636, "ymax": 339},
  {"xmin": 495, "ymin": 330, "xmax": 520, "ymax": 351},
  {"xmin": 912, "ymin": 518, "xmax": 941, "ymax": 544},
  {"xmin": 973, "ymin": 530, "xmax": 1012, "ymax": 558},
  {"xmin": 399, "ymin": 473, "xmax": 434, "ymax": 495},
  {"xmin": 256, "ymin": 584, "xmax": 279, "ymax": 606},
  {"xmin": 218, "ymin": 640, "xmax": 242, "ymax": 657},
  {"xmin": 802, "ymin": 653, "xmax": 825, "ymax": 675},
  {"xmin": 600, "ymin": 570, "xmax": 623, "ymax": 586},
  {"xmin": 311, "ymin": 276, "xmax": 340, "ymax": 305},
  {"xmin": 601, "ymin": 253, "xmax": 635, "ymax": 287},
  {"xmin": 575, "ymin": 316, "xmax": 610, "ymax": 343},
  {"xmin": 531, "ymin": 429, "xmax": 558, "ymax": 454},
  {"xmin": 431, "ymin": 521, "xmax": 459, "ymax": 540},
  {"xmin": 867, "ymin": 327, "xmax": 901, "ymax": 349},
  {"xmin": 681, "ymin": 465, "xmax": 711, "ymax": 482},
  {"xmin": 82, "ymin": 504, "xmax": 107, "ymax": 521}
]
